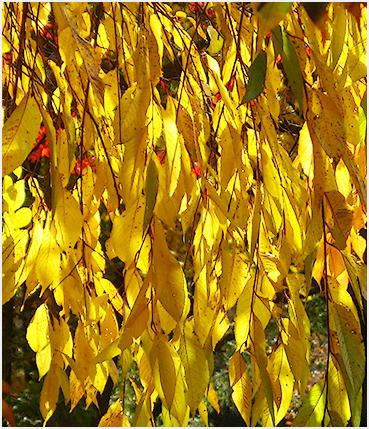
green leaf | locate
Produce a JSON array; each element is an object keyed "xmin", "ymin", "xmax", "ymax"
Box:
[
  {"xmin": 2, "ymin": 93, "xmax": 41, "ymax": 176},
  {"xmin": 281, "ymin": 25, "xmax": 304, "ymax": 112},
  {"xmin": 241, "ymin": 50, "xmax": 267, "ymax": 104},
  {"xmin": 301, "ymin": 3, "xmax": 329, "ymax": 24}
]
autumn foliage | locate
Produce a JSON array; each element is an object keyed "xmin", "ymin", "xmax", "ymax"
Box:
[{"xmin": 2, "ymin": 2, "xmax": 367, "ymax": 427}]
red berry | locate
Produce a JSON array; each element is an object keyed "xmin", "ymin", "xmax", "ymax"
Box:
[
  {"xmin": 41, "ymin": 146, "xmax": 50, "ymax": 158},
  {"xmin": 305, "ymin": 46, "xmax": 311, "ymax": 56}
]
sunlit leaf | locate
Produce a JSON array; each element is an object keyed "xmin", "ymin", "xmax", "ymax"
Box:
[
  {"xmin": 98, "ymin": 400, "xmax": 131, "ymax": 427},
  {"xmin": 229, "ymin": 351, "xmax": 252, "ymax": 425},
  {"xmin": 2, "ymin": 93, "xmax": 41, "ymax": 176},
  {"xmin": 292, "ymin": 380, "xmax": 327, "ymax": 426},
  {"xmin": 253, "ymin": 2, "xmax": 292, "ymax": 49}
]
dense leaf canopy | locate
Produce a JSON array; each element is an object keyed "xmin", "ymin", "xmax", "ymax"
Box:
[{"xmin": 2, "ymin": 2, "xmax": 367, "ymax": 427}]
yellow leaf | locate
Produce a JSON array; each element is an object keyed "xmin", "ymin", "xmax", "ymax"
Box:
[
  {"xmin": 287, "ymin": 275, "xmax": 310, "ymax": 348},
  {"xmin": 2, "ymin": 93, "xmax": 41, "ymax": 176},
  {"xmin": 292, "ymin": 380, "xmax": 327, "ymax": 426},
  {"xmin": 253, "ymin": 2, "xmax": 292, "ymax": 51},
  {"xmin": 266, "ymin": 345, "xmax": 294, "ymax": 425},
  {"xmin": 261, "ymin": 146, "xmax": 282, "ymax": 201},
  {"xmin": 35, "ymin": 221, "xmax": 61, "ymax": 292},
  {"xmin": 306, "ymin": 87, "xmax": 346, "ymax": 161},
  {"xmin": 40, "ymin": 364, "xmax": 59, "ymax": 425},
  {"xmin": 147, "ymin": 13, "xmax": 163, "ymax": 86},
  {"xmin": 229, "ymin": 351, "xmax": 252, "ymax": 425},
  {"xmin": 206, "ymin": 383, "xmax": 220, "ymax": 414},
  {"xmin": 26, "ymin": 303, "xmax": 51, "ymax": 353},
  {"xmin": 193, "ymin": 268, "xmax": 217, "ymax": 346},
  {"xmin": 143, "ymin": 154, "xmax": 159, "ymax": 233},
  {"xmin": 221, "ymin": 246, "xmax": 250, "ymax": 311},
  {"xmin": 281, "ymin": 319, "xmax": 309, "ymax": 398},
  {"xmin": 283, "ymin": 189, "xmax": 303, "ymax": 252},
  {"xmin": 150, "ymin": 335, "xmax": 178, "ymax": 411},
  {"xmin": 54, "ymin": 3, "xmax": 105, "ymax": 105},
  {"xmin": 54, "ymin": 188, "xmax": 83, "ymax": 252},
  {"xmin": 160, "ymin": 256, "xmax": 189, "ymax": 324},
  {"xmin": 252, "ymin": 316, "xmax": 275, "ymax": 426},
  {"xmin": 119, "ymin": 276, "xmax": 150, "ymax": 351},
  {"xmin": 335, "ymin": 159, "xmax": 351, "ymax": 198},
  {"xmin": 327, "ymin": 354, "xmax": 350, "ymax": 426},
  {"xmin": 3, "ymin": 175, "xmax": 27, "ymax": 212},
  {"xmin": 179, "ymin": 323, "xmax": 209, "ymax": 414},
  {"xmin": 212, "ymin": 307, "xmax": 230, "ymax": 350},
  {"xmin": 92, "ymin": 338, "xmax": 121, "ymax": 365},
  {"xmin": 52, "ymin": 317, "xmax": 73, "ymax": 367},
  {"xmin": 95, "ymin": 277, "xmax": 124, "ymax": 316},
  {"xmin": 113, "ymin": 83, "xmax": 144, "ymax": 145},
  {"xmin": 324, "ymin": 190, "xmax": 353, "ymax": 249},
  {"xmin": 36, "ymin": 345, "xmax": 52, "ymax": 381},
  {"xmin": 69, "ymin": 370, "xmax": 84, "ymax": 412},
  {"xmin": 11, "ymin": 207, "xmax": 32, "ymax": 229},
  {"xmin": 26, "ymin": 303, "xmax": 52, "ymax": 379},
  {"xmin": 106, "ymin": 195, "xmax": 145, "ymax": 267},
  {"xmin": 329, "ymin": 278, "xmax": 365, "ymax": 403},
  {"xmin": 163, "ymin": 96, "xmax": 182, "ymax": 197},
  {"xmin": 296, "ymin": 122, "xmax": 313, "ymax": 178},
  {"xmin": 98, "ymin": 399, "xmax": 130, "ymax": 427},
  {"xmin": 206, "ymin": 25, "xmax": 224, "ymax": 55},
  {"xmin": 151, "ymin": 217, "xmax": 171, "ymax": 297},
  {"xmin": 100, "ymin": 305, "xmax": 119, "ymax": 348},
  {"xmin": 250, "ymin": 185, "xmax": 262, "ymax": 259},
  {"xmin": 235, "ymin": 272, "xmax": 255, "ymax": 350},
  {"xmin": 198, "ymin": 400, "xmax": 209, "ymax": 426}
]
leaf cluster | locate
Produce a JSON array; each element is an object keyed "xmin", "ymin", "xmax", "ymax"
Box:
[{"xmin": 2, "ymin": 2, "xmax": 367, "ymax": 427}]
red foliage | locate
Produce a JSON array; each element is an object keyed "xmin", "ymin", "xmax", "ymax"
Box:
[
  {"xmin": 3, "ymin": 53, "xmax": 11, "ymax": 65},
  {"xmin": 275, "ymin": 53, "xmax": 283, "ymax": 65},
  {"xmin": 212, "ymin": 92, "xmax": 222, "ymax": 107},
  {"xmin": 226, "ymin": 76, "xmax": 236, "ymax": 92},
  {"xmin": 190, "ymin": 159, "xmax": 201, "ymax": 179},
  {"xmin": 156, "ymin": 150, "xmax": 166, "ymax": 165}
]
